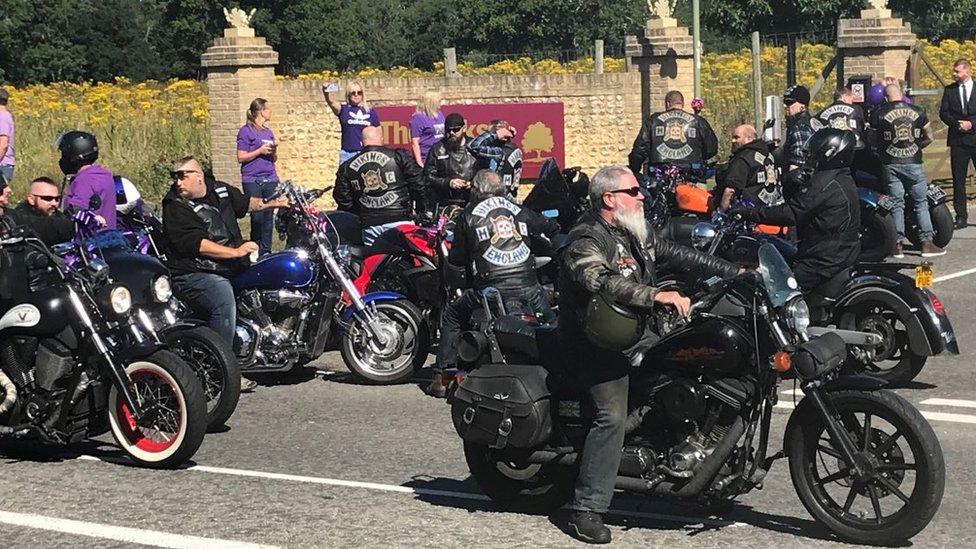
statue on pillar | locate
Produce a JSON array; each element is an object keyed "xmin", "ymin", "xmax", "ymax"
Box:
[
  {"xmin": 223, "ymin": 7, "xmax": 256, "ymax": 29},
  {"xmin": 862, "ymin": 0, "xmax": 892, "ymax": 18},
  {"xmin": 647, "ymin": 0, "xmax": 677, "ymax": 28}
]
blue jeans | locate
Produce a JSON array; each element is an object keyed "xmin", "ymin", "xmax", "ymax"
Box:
[
  {"xmin": 569, "ymin": 373, "xmax": 629, "ymax": 513},
  {"xmin": 339, "ymin": 149, "xmax": 358, "ymax": 165},
  {"xmin": 362, "ymin": 220, "xmax": 412, "ymax": 246},
  {"xmin": 243, "ymin": 178, "xmax": 279, "ymax": 256},
  {"xmin": 0, "ymin": 165, "xmax": 13, "ymax": 185},
  {"xmin": 883, "ymin": 163, "xmax": 934, "ymax": 242},
  {"xmin": 173, "ymin": 273, "xmax": 237, "ymax": 344}
]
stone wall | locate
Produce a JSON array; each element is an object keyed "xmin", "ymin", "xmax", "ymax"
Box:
[{"xmin": 216, "ymin": 72, "xmax": 644, "ymax": 189}]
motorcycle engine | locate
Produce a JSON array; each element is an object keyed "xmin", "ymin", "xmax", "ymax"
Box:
[{"xmin": 235, "ymin": 289, "xmax": 313, "ymax": 362}]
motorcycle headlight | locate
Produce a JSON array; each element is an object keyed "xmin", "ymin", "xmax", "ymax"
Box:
[
  {"xmin": 98, "ymin": 284, "xmax": 132, "ymax": 316},
  {"xmin": 785, "ymin": 297, "xmax": 811, "ymax": 336},
  {"xmin": 151, "ymin": 275, "xmax": 173, "ymax": 303}
]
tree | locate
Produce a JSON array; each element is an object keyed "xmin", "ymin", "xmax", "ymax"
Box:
[{"xmin": 522, "ymin": 122, "xmax": 555, "ymax": 162}]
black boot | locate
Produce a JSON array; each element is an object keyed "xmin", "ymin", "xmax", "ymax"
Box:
[{"xmin": 566, "ymin": 511, "xmax": 611, "ymax": 544}]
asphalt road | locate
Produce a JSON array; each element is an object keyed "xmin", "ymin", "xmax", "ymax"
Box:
[{"xmin": 2, "ymin": 226, "xmax": 976, "ymax": 548}]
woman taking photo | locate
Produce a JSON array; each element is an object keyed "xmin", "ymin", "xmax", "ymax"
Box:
[
  {"xmin": 236, "ymin": 97, "xmax": 278, "ymax": 256},
  {"xmin": 323, "ymin": 81, "xmax": 380, "ymax": 165},
  {"xmin": 409, "ymin": 91, "xmax": 445, "ymax": 167}
]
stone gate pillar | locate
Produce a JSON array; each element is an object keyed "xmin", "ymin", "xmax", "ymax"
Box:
[
  {"xmin": 625, "ymin": 3, "xmax": 694, "ymax": 121},
  {"xmin": 201, "ymin": 17, "xmax": 279, "ymax": 186},
  {"xmin": 837, "ymin": 1, "xmax": 917, "ymax": 85}
]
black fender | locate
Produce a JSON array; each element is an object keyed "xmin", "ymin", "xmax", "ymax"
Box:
[
  {"xmin": 782, "ymin": 375, "xmax": 887, "ymax": 457},
  {"xmin": 115, "ymin": 339, "xmax": 166, "ymax": 363},
  {"xmin": 157, "ymin": 319, "xmax": 206, "ymax": 336},
  {"xmin": 833, "ymin": 273, "xmax": 939, "ymax": 356}
]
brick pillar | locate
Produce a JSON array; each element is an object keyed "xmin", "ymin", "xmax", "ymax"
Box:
[
  {"xmin": 625, "ymin": 15, "xmax": 694, "ymax": 121},
  {"xmin": 837, "ymin": 4, "xmax": 917, "ymax": 85},
  {"xmin": 201, "ymin": 27, "xmax": 279, "ymax": 187}
]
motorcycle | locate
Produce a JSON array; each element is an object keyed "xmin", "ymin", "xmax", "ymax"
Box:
[
  {"xmin": 84, "ymin": 211, "xmax": 242, "ymax": 431},
  {"xmin": 0, "ymin": 226, "xmax": 207, "ymax": 468},
  {"xmin": 450, "ymin": 243, "xmax": 945, "ymax": 545},
  {"xmin": 234, "ymin": 181, "xmax": 428, "ymax": 384},
  {"xmin": 854, "ymin": 167, "xmax": 954, "ymax": 262},
  {"xmin": 686, "ymin": 213, "xmax": 959, "ymax": 386}
]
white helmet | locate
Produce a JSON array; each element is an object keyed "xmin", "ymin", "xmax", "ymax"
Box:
[{"xmin": 114, "ymin": 176, "xmax": 142, "ymax": 214}]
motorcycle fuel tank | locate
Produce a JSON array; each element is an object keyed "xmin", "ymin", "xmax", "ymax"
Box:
[
  {"xmin": 644, "ymin": 316, "xmax": 752, "ymax": 375},
  {"xmin": 232, "ymin": 249, "xmax": 316, "ymax": 291}
]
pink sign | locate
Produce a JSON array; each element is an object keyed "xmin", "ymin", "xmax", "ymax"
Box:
[{"xmin": 373, "ymin": 102, "xmax": 565, "ymax": 179}]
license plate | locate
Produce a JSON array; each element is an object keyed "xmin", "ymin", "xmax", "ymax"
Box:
[
  {"xmin": 915, "ymin": 264, "xmax": 934, "ymax": 289},
  {"xmin": 928, "ymin": 186, "xmax": 948, "ymax": 202}
]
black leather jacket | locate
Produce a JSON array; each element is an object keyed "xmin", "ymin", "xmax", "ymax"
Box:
[
  {"xmin": 628, "ymin": 109, "xmax": 719, "ymax": 172},
  {"xmin": 558, "ymin": 212, "xmax": 738, "ymax": 370},
  {"xmin": 334, "ymin": 145, "xmax": 427, "ymax": 226},
  {"xmin": 449, "ymin": 195, "xmax": 559, "ymax": 292},
  {"xmin": 423, "ymin": 138, "xmax": 479, "ymax": 208}
]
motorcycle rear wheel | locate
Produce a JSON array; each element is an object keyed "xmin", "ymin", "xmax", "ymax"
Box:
[
  {"xmin": 106, "ymin": 351, "xmax": 207, "ymax": 468},
  {"xmin": 463, "ymin": 441, "xmax": 575, "ymax": 514},
  {"xmin": 907, "ymin": 202, "xmax": 954, "ymax": 249},
  {"xmin": 840, "ymin": 301, "xmax": 927, "ymax": 386},
  {"xmin": 340, "ymin": 299, "xmax": 429, "ymax": 384},
  {"xmin": 786, "ymin": 389, "xmax": 944, "ymax": 545},
  {"xmin": 859, "ymin": 208, "xmax": 897, "ymax": 262},
  {"xmin": 164, "ymin": 326, "xmax": 241, "ymax": 432}
]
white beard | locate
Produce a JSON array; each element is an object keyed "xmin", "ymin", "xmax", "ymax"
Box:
[{"xmin": 612, "ymin": 206, "xmax": 648, "ymax": 245}]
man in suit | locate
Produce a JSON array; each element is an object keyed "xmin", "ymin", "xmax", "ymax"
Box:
[{"xmin": 939, "ymin": 58, "xmax": 976, "ymax": 228}]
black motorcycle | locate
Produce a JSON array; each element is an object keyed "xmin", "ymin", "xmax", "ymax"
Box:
[
  {"xmin": 0, "ymin": 227, "xmax": 207, "ymax": 468},
  {"xmin": 686, "ymin": 213, "xmax": 959, "ymax": 385},
  {"xmin": 450, "ymin": 243, "xmax": 944, "ymax": 545}
]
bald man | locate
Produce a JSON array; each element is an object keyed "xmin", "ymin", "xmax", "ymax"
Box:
[
  {"xmin": 334, "ymin": 125, "xmax": 428, "ymax": 245},
  {"xmin": 713, "ymin": 124, "xmax": 781, "ymax": 211},
  {"xmin": 9, "ymin": 176, "xmax": 75, "ymax": 244}
]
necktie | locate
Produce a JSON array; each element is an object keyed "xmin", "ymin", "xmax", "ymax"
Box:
[{"xmin": 964, "ymin": 83, "xmax": 971, "ymax": 115}]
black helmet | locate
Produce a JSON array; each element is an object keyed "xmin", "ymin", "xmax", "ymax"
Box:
[
  {"xmin": 57, "ymin": 131, "xmax": 99, "ymax": 175},
  {"xmin": 806, "ymin": 128, "xmax": 855, "ymax": 170}
]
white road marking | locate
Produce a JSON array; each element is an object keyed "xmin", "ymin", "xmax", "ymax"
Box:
[
  {"xmin": 933, "ymin": 266, "xmax": 976, "ymax": 283},
  {"xmin": 76, "ymin": 456, "xmax": 744, "ymax": 528},
  {"xmin": 775, "ymin": 400, "xmax": 976, "ymax": 424},
  {"xmin": 920, "ymin": 398, "xmax": 976, "ymax": 409},
  {"xmin": 0, "ymin": 510, "xmax": 278, "ymax": 549}
]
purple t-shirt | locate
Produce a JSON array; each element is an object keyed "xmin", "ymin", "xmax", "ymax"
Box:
[
  {"xmin": 65, "ymin": 164, "xmax": 117, "ymax": 229},
  {"xmin": 237, "ymin": 124, "xmax": 278, "ymax": 182},
  {"xmin": 409, "ymin": 111, "xmax": 445, "ymax": 161},
  {"xmin": 339, "ymin": 105, "xmax": 380, "ymax": 152},
  {"xmin": 0, "ymin": 109, "xmax": 14, "ymax": 166}
]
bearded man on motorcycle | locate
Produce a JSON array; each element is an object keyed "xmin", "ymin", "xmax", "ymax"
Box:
[
  {"xmin": 426, "ymin": 169, "xmax": 559, "ymax": 397},
  {"xmin": 558, "ymin": 166, "xmax": 739, "ymax": 543},
  {"xmin": 334, "ymin": 126, "xmax": 428, "ymax": 246},
  {"xmin": 161, "ymin": 156, "xmax": 288, "ymax": 392},
  {"xmin": 713, "ymin": 124, "xmax": 782, "ymax": 212},
  {"xmin": 627, "ymin": 90, "xmax": 718, "ymax": 174},
  {"xmin": 424, "ymin": 112, "xmax": 479, "ymax": 213},
  {"xmin": 733, "ymin": 129, "xmax": 861, "ymax": 313}
]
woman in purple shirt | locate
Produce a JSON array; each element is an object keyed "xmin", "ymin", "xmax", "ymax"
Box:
[
  {"xmin": 236, "ymin": 98, "xmax": 279, "ymax": 256},
  {"xmin": 409, "ymin": 91, "xmax": 445, "ymax": 167},
  {"xmin": 323, "ymin": 81, "xmax": 380, "ymax": 165}
]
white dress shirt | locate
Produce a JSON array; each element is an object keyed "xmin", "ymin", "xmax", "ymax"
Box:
[{"xmin": 961, "ymin": 79, "xmax": 973, "ymax": 112}]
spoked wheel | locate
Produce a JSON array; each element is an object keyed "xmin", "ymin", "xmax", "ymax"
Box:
[
  {"xmin": 340, "ymin": 300, "xmax": 429, "ymax": 384},
  {"xmin": 787, "ymin": 389, "xmax": 945, "ymax": 545},
  {"xmin": 107, "ymin": 351, "xmax": 207, "ymax": 468},
  {"xmin": 165, "ymin": 326, "xmax": 241, "ymax": 431},
  {"xmin": 463, "ymin": 441, "xmax": 575, "ymax": 514},
  {"xmin": 840, "ymin": 302, "xmax": 926, "ymax": 386}
]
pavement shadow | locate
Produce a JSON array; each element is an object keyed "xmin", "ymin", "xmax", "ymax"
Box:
[
  {"xmin": 317, "ymin": 366, "xmax": 438, "ymax": 388},
  {"xmin": 403, "ymin": 475, "xmax": 898, "ymax": 545},
  {"xmin": 246, "ymin": 366, "xmax": 319, "ymax": 387},
  {"xmin": 0, "ymin": 439, "xmax": 199, "ymax": 470}
]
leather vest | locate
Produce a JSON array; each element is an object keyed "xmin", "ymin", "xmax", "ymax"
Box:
[
  {"xmin": 649, "ymin": 109, "xmax": 705, "ymax": 167},
  {"xmin": 738, "ymin": 144, "xmax": 783, "ymax": 206},
  {"xmin": 816, "ymin": 102, "xmax": 866, "ymax": 146},
  {"xmin": 186, "ymin": 181, "xmax": 243, "ymax": 274},
  {"xmin": 343, "ymin": 146, "xmax": 411, "ymax": 223},
  {"xmin": 463, "ymin": 196, "xmax": 540, "ymax": 289},
  {"xmin": 874, "ymin": 101, "xmax": 926, "ymax": 165},
  {"xmin": 429, "ymin": 140, "xmax": 479, "ymax": 207},
  {"xmin": 496, "ymin": 145, "xmax": 523, "ymax": 199}
]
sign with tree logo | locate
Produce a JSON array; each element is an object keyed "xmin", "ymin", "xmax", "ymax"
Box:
[{"xmin": 374, "ymin": 102, "xmax": 565, "ymax": 179}]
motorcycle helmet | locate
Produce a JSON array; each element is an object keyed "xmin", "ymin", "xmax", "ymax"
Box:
[
  {"xmin": 56, "ymin": 131, "xmax": 99, "ymax": 175},
  {"xmin": 806, "ymin": 128, "xmax": 857, "ymax": 171},
  {"xmin": 866, "ymin": 83, "xmax": 886, "ymax": 106},
  {"xmin": 115, "ymin": 176, "xmax": 142, "ymax": 214},
  {"xmin": 583, "ymin": 292, "xmax": 644, "ymax": 352}
]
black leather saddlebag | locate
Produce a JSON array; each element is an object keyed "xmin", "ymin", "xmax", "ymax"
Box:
[{"xmin": 451, "ymin": 364, "xmax": 552, "ymax": 449}]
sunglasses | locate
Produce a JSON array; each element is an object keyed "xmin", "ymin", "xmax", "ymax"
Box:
[
  {"xmin": 349, "ymin": 91, "xmax": 363, "ymax": 96},
  {"xmin": 171, "ymin": 169, "xmax": 201, "ymax": 180},
  {"xmin": 447, "ymin": 126, "xmax": 465, "ymax": 133},
  {"xmin": 783, "ymin": 99, "xmax": 797, "ymax": 106},
  {"xmin": 32, "ymin": 194, "xmax": 61, "ymax": 202},
  {"xmin": 607, "ymin": 186, "xmax": 642, "ymax": 197}
]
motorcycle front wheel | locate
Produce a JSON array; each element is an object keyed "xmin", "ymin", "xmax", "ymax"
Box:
[
  {"xmin": 340, "ymin": 299, "xmax": 429, "ymax": 384},
  {"xmin": 786, "ymin": 389, "xmax": 944, "ymax": 545},
  {"xmin": 106, "ymin": 351, "xmax": 208, "ymax": 468},
  {"xmin": 463, "ymin": 441, "xmax": 575, "ymax": 514},
  {"xmin": 164, "ymin": 326, "xmax": 241, "ymax": 431}
]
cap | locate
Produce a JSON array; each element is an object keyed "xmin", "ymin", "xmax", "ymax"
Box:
[
  {"xmin": 784, "ymin": 85, "xmax": 811, "ymax": 106},
  {"xmin": 445, "ymin": 112, "xmax": 466, "ymax": 131}
]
